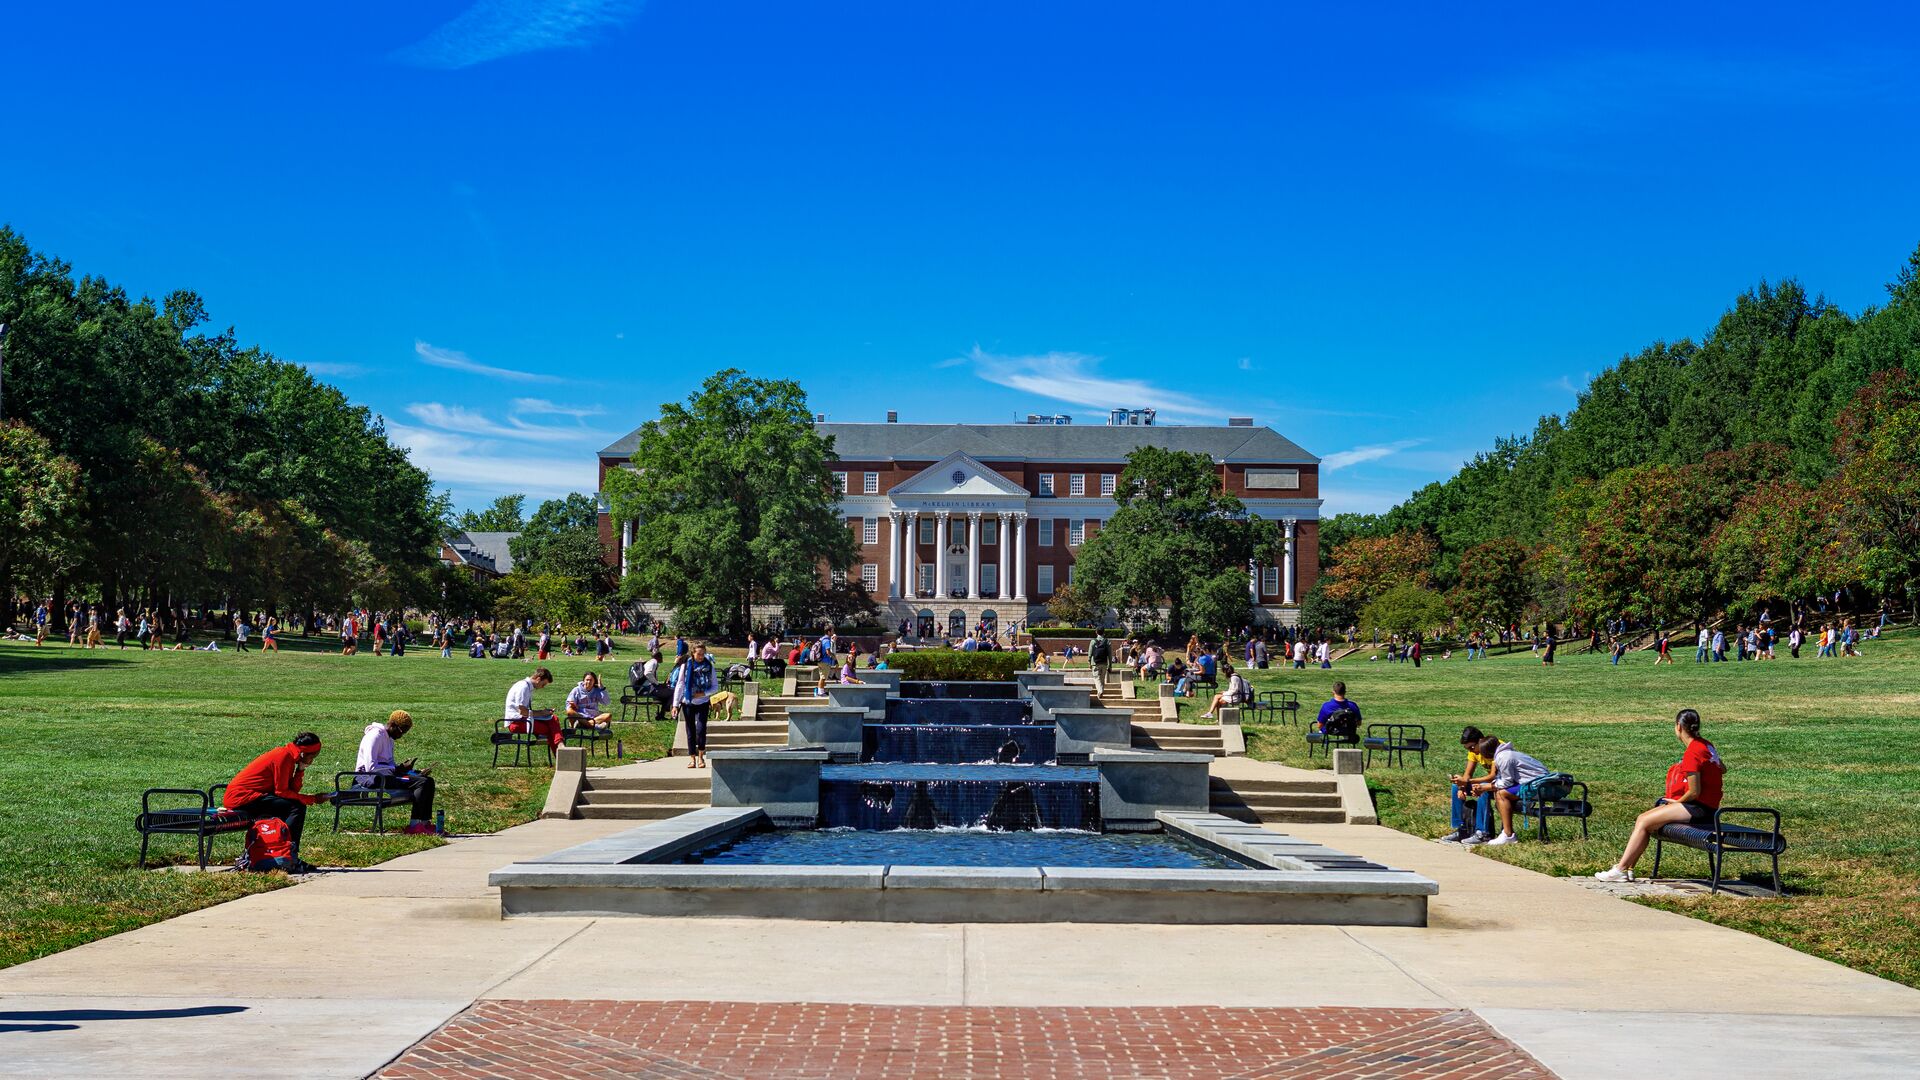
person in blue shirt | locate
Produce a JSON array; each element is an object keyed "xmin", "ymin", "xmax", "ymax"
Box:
[
  {"xmin": 1196, "ymin": 650, "xmax": 1217, "ymax": 679},
  {"xmin": 1315, "ymin": 682, "xmax": 1362, "ymax": 735}
]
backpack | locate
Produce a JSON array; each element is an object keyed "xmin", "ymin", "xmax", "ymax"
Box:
[
  {"xmin": 242, "ymin": 818, "xmax": 297, "ymax": 872},
  {"xmin": 1321, "ymin": 705, "xmax": 1359, "ymax": 740}
]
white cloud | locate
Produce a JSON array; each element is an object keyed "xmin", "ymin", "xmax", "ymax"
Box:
[
  {"xmin": 1318, "ymin": 486, "xmax": 1408, "ymax": 516},
  {"xmin": 298, "ymin": 361, "xmax": 363, "ymax": 378},
  {"xmin": 414, "ymin": 340, "xmax": 560, "ymax": 383},
  {"xmin": 1320, "ymin": 439, "xmax": 1425, "ymax": 472},
  {"xmin": 406, "ymin": 402, "xmax": 607, "ymax": 444},
  {"xmin": 388, "ymin": 423, "xmax": 596, "ymax": 499},
  {"xmin": 512, "ymin": 397, "xmax": 604, "ymax": 420},
  {"xmin": 394, "ymin": 0, "xmax": 643, "ymax": 70},
  {"xmin": 962, "ymin": 346, "xmax": 1230, "ymax": 423}
]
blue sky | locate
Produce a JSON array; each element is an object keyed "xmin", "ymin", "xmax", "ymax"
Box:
[{"xmin": 6, "ymin": 2, "xmax": 1919, "ymax": 514}]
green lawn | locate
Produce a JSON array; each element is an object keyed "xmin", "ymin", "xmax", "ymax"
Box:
[
  {"xmin": 0, "ymin": 635, "xmax": 673, "ymax": 970},
  {"xmin": 1180, "ymin": 629, "xmax": 1920, "ymax": 989}
]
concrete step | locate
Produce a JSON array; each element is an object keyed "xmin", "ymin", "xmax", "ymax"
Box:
[
  {"xmin": 1209, "ymin": 792, "xmax": 1342, "ymax": 809},
  {"xmin": 577, "ymin": 804, "xmax": 707, "ymax": 820},
  {"xmin": 584, "ymin": 776, "xmax": 708, "ymax": 792},
  {"xmin": 1208, "ymin": 805, "xmax": 1347, "ymax": 825},
  {"xmin": 1209, "ymin": 778, "xmax": 1337, "ymax": 795},
  {"xmin": 580, "ymin": 790, "xmax": 709, "ymax": 806}
]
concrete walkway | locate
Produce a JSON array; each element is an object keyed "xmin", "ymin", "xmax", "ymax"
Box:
[{"xmin": 3, "ymin": 782, "xmax": 1918, "ymax": 1078}]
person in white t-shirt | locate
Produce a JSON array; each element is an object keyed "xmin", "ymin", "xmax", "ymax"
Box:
[{"xmin": 503, "ymin": 668, "xmax": 558, "ymax": 749}]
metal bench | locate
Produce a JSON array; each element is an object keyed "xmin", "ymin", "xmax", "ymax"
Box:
[
  {"xmin": 1653, "ymin": 808, "xmax": 1786, "ymax": 895},
  {"xmin": 1249, "ymin": 689, "xmax": 1299, "ymax": 725},
  {"xmin": 492, "ymin": 717, "xmax": 555, "ymax": 767},
  {"xmin": 1362, "ymin": 723, "xmax": 1430, "ymax": 768},
  {"xmin": 136, "ymin": 784, "xmax": 249, "ymax": 869},
  {"xmin": 331, "ymin": 772, "xmax": 416, "ymax": 834},
  {"xmin": 1305, "ymin": 725, "xmax": 1360, "ymax": 758},
  {"xmin": 1516, "ymin": 775, "xmax": 1591, "ymax": 841},
  {"xmin": 562, "ymin": 716, "xmax": 615, "ymax": 759}
]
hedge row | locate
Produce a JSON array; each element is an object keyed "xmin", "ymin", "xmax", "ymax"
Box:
[
  {"xmin": 1026, "ymin": 626, "xmax": 1107, "ymax": 638},
  {"xmin": 889, "ymin": 650, "xmax": 1031, "ymax": 682}
]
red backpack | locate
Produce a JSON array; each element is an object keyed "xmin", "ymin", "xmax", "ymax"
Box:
[{"xmin": 245, "ymin": 818, "xmax": 295, "ymax": 869}]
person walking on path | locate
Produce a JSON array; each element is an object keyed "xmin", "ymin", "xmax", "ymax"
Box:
[
  {"xmin": 1089, "ymin": 631, "xmax": 1113, "ymax": 691},
  {"xmin": 1695, "ymin": 627, "xmax": 1709, "ymax": 662},
  {"xmin": 674, "ymin": 643, "xmax": 719, "ymax": 769}
]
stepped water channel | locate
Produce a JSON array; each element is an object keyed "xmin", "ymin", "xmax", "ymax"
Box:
[{"xmin": 492, "ymin": 674, "xmax": 1439, "ymax": 924}]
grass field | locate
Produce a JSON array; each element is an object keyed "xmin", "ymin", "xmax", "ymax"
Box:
[
  {"xmin": 3, "ymin": 631, "xmax": 1918, "ymax": 990},
  {"xmin": 0, "ymin": 635, "xmax": 673, "ymax": 970},
  {"xmin": 1176, "ymin": 629, "xmax": 1920, "ymax": 989}
]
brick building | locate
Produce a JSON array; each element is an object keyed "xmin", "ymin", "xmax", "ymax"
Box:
[{"xmin": 597, "ymin": 414, "xmax": 1321, "ymax": 635}]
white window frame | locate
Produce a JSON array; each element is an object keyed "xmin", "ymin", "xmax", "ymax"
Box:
[
  {"xmin": 1100, "ymin": 473, "xmax": 1116, "ymax": 496},
  {"xmin": 862, "ymin": 518, "xmax": 879, "ymax": 545},
  {"xmin": 1038, "ymin": 473, "xmax": 1055, "ymax": 497},
  {"xmin": 1068, "ymin": 519, "xmax": 1084, "ymax": 547},
  {"xmin": 833, "ymin": 472, "xmax": 848, "ymax": 494},
  {"xmin": 1037, "ymin": 564, "xmax": 1054, "ymax": 596},
  {"xmin": 918, "ymin": 563, "xmax": 935, "ymax": 595},
  {"xmin": 981, "ymin": 563, "xmax": 998, "ymax": 596},
  {"xmin": 863, "ymin": 472, "xmax": 879, "ymax": 494},
  {"xmin": 1069, "ymin": 473, "xmax": 1085, "ymax": 496},
  {"xmin": 1262, "ymin": 567, "xmax": 1279, "ymax": 596},
  {"xmin": 831, "ymin": 568, "xmax": 846, "ymax": 585},
  {"xmin": 862, "ymin": 563, "xmax": 879, "ymax": 591},
  {"xmin": 1066, "ymin": 564, "xmax": 1075, "ymax": 585},
  {"xmin": 982, "ymin": 519, "xmax": 997, "ymax": 546},
  {"xmin": 919, "ymin": 518, "xmax": 936, "ymax": 545},
  {"xmin": 1038, "ymin": 519, "xmax": 1055, "ymax": 547}
]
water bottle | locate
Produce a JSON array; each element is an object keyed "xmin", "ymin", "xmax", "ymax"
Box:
[{"xmin": 435, "ymin": 809, "xmax": 446, "ymax": 836}]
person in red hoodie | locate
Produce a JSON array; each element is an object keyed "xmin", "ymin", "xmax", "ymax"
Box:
[{"xmin": 223, "ymin": 733, "xmax": 334, "ymax": 871}]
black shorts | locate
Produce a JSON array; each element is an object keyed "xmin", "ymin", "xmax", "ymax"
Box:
[{"xmin": 1656, "ymin": 798, "xmax": 1716, "ymax": 826}]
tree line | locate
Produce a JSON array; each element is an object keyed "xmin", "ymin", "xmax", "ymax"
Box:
[{"xmin": 1308, "ymin": 243, "xmax": 1920, "ymax": 635}]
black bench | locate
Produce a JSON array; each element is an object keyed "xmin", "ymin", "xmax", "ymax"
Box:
[
  {"xmin": 1305, "ymin": 725, "xmax": 1360, "ymax": 758},
  {"xmin": 331, "ymin": 772, "xmax": 417, "ymax": 834},
  {"xmin": 136, "ymin": 784, "xmax": 249, "ymax": 869},
  {"xmin": 1362, "ymin": 723, "xmax": 1430, "ymax": 768},
  {"xmin": 1515, "ymin": 775, "xmax": 1591, "ymax": 841},
  {"xmin": 562, "ymin": 716, "xmax": 615, "ymax": 759},
  {"xmin": 492, "ymin": 717, "xmax": 555, "ymax": 767},
  {"xmin": 1250, "ymin": 689, "xmax": 1299, "ymax": 725},
  {"xmin": 1653, "ymin": 807, "xmax": 1786, "ymax": 895},
  {"xmin": 1191, "ymin": 669, "xmax": 1218, "ymax": 692}
]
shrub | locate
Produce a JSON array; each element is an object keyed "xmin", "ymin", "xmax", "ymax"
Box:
[
  {"xmin": 1027, "ymin": 627, "xmax": 1101, "ymax": 638},
  {"xmin": 889, "ymin": 650, "xmax": 1030, "ymax": 681}
]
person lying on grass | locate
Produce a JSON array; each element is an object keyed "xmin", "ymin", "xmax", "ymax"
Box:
[
  {"xmin": 1460, "ymin": 736, "xmax": 1550, "ymax": 848},
  {"xmin": 1594, "ymin": 709, "xmax": 1726, "ymax": 883}
]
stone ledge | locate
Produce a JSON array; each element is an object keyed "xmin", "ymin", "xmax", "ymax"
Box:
[{"xmin": 884, "ymin": 866, "xmax": 1043, "ymax": 890}]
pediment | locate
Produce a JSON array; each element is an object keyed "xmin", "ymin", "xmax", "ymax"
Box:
[{"xmin": 891, "ymin": 452, "xmax": 1027, "ymax": 497}]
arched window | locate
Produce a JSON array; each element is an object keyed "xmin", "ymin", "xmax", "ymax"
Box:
[{"xmin": 947, "ymin": 609, "xmax": 967, "ymax": 638}]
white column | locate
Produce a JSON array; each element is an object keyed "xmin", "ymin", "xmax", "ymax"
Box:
[
  {"xmin": 935, "ymin": 512, "xmax": 949, "ymax": 599},
  {"xmin": 887, "ymin": 511, "xmax": 902, "ymax": 599},
  {"xmin": 1250, "ymin": 558, "xmax": 1259, "ymax": 604},
  {"xmin": 1283, "ymin": 519, "xmax": 1297, "ymax": 604},
  {"xmin": 905, "ymin": 511, "xmax": 919, "ymax": 599},
  {"xmin": 1013, "ymin": 513, "xmax": 1027, "ymax": 600},
  {"xmin": 966, "ymin": 513, "xmax": 982, "ymax": 600},
  {"xmin": 997, "ymin": 512, "xmax": 1011, "ymax": 599},
  {"xmin": 619, "ymin": 519, "xmax": 634, "ymax": 578}
]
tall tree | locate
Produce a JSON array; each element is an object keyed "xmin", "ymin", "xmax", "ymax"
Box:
[
  {"xmin": 0, "ymin": 421, "xmax": 84, "ymax": 607},
  {"xmin": 1449, "ymin": 536, "xmax": 1534, "ymax": 635},
  {"xmin": 1072, "ymin": 446, "xmax": 1278, "ymax": 637},
  {"xmin": 1322, "ymin": 531, "xmax": 1437, "ymax": 609},
  {"xmin": 509, "ymin": 493, "xmax": 611, "ymax": 596},
  {"xmin": 456, "ymin": 494, "xmax": 527, "ymax": 533},
  {"xmin": 607, "ymin": 370, "xmax": 855, "ymax": 639}
]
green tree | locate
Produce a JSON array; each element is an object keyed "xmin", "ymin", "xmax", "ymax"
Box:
[
  {"xmin": 457, "ymin": 494, "xmax": 527, "ymax": 533},
  {"xmin": 494, "ymin": 572, "xmax": 593, "ymax": 627},
  {"xmin": 607, "ymin": 370, "xmax": 855, "ymax": 640},
  {"xmin": 1823, "ymin": 370, "xmax": 1920, "ymax": 598},
  {"xmin": 1296, "ymin": 579, "xmax": 1357, "ymax": 635},
  {"xmin": 1041, "ymin": 582, "xmax": 1103, "ymax": 626},
  {"xmin": 509, "ymin": 493, "xmax": 611, "ymax": 596},
  {"xmin": 0, "ymin": 421, "xmax": 84, "ymax": 605},
  {"xmin": 1360, "ymin": 583, "xmax": 1452, "ymax": 638},
  {"xmin": 1071, "ymin": 446, "xmax": 1277, "ymax": 637},
  {"xmin": 1322, "ymin": 531, "xmax": 1436, "ymax": 609},
  {"xmin": 1449, "ymin": 537, "xmax": 1534, "ymax": 636}
]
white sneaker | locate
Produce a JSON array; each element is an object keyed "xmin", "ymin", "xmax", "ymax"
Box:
[
  {"xmin": 1460, "ymin": 832, "xmax": 1492, "ymax": 846},
  {"xmin": 1199, "ymin": 712, "xmax": 1214, "ymax": 719},
  {"xmin": 1485, "ymin": 832, "xmax": 1520, "ymax": 847},
  {"xmin": 1592, "ymin": 867, "xmax": 1634, "ymax": 883}
]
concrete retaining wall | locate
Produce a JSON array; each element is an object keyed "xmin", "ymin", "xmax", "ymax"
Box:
[
  {"xmin": 1092, "ymin": 748, "xmax": 1212, "ymax": 823},
  {"xmin": 785, "ymin": 707, "xmax": 868, "ymax": 760},
  {"xmin": 708, "ymin": 749, "xmax": 829, "ymax": 824},
  {"xmin": 1052, "ymin": 708, "xmax": 1133, "ymax": 758}
]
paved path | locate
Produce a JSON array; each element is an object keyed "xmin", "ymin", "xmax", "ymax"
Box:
[{"xmin": 4, "ymin": 763, "xmax": 1919, "ymax": 1078}]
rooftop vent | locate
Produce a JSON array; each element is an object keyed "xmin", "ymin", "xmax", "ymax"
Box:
[
  {"xmin": 1025, "ymin": 413, "xmax": 1073, "ymax": 425},
  {"xmin": 1227, "ymin": 416, "xmax": 1254, "ymax": 427},
  {"xmin": 886, "ymin": 411, "xmax": 898, "ymax": 423},
  {"xmin": 814, "ymin": 413, "xmax": 828, "ymax": 423},
  {"xmin": 1107, "ymin": 408, "xmax": 1157, "ymax": 427}
]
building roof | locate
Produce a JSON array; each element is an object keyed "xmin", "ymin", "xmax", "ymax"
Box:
[
  {"xmin": 444, "ymin": 531, "xmax": 519, "ymax": 576},
  {"xmin": 600, "ymin": 422, "xmax": 1317, "ymax": 464}
]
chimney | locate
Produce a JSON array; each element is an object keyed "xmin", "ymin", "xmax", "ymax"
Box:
[
  {"xmin": 886, "ymin": 411, "xmax": 898, "ymax": 423},
  {"xmin": 1227, "ymin": 416, "xmax": 1253, "ymax": 427},
  {"xmin": 814, "ymin": 413, "xmax": 828, "ymax": 423}
]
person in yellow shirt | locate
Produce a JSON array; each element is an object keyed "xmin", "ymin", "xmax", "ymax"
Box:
[{"xmin": 1440, "ymin": 725, "xmax": 1497, "ymax": 843}]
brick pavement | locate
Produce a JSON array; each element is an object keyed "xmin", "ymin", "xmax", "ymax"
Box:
[{"xmin": 377, "ymin": 1001, "xmax": 1556, "ymax": 1079}]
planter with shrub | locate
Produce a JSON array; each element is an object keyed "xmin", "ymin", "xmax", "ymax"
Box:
[{"xmin": 889, "ymin": 650, "xmax": 1030, "ymax": 682}]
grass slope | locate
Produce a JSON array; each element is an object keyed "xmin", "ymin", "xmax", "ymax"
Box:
[
  {"xmin": 1188, "ymin": 630, "xmax": 1920, "ymax": 988},
  {"xmin": 0, "ymin": 636, "xmax": 673, "ymax": 969}
]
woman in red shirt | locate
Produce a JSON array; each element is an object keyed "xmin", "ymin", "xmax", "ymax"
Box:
[{"xmin": 1594, "ymin": 709, "xmax": 1725, "ymax": 882}]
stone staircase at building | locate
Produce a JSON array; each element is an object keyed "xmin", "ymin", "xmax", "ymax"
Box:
[
  {"xmin": 698, "ymin": 719, "xmax": 789, "ymax": 751},
  {"xmin": 1206, "ymin": 776, "xmax": 1345, "ymax": 824},
  {"xmin": 1129, "ymin": 721, "xmax": 1226, "ymax": 757},
  {"xmin": 576, "ymin": 774, "xmax": 711, "ymax": 820}
]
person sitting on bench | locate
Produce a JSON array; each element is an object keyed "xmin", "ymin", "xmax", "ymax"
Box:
[
  {"xmin": 504, "ymin": 668, "xmax": 560, "ymax": 749},
  {"xmin": 1439, "ymin": 725, "xmax": 1496, "ymax": 843},
  {"xmin": 566, "ymin": 671, "xmax": 613, "ymax": 732},
  {"xmin": 1594, "ymin": 708, "xmax": 1726, "ymax": 883},
  {"xmin": 1200, "ymin": 664, "xmax": 1250, "ymax": 719},
  {"xmin": 223, "ymin": 732, "xmax": 335, "ymax": 872},
  {"xmin": 1461, "ymin": 736, "xmax": 1550, "ymax": 848},
  {"xmin": 1312, "ymin": 682, "xmax": 1363, "ymax": 735},
  {"xmin": 354, "ymin": 710, "xmax": 437, "ymax": 835}
]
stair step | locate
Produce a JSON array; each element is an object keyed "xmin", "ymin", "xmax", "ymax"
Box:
[
  {"xmin": 1209, "ymin": 793, "xmax": 1342, "ymax": 808},
  {"xmin": 1209, "ymin": 778, "xmax": 1337, "ymax": 794},
  {"xmin": 1208, "ymin": 805, "xmax": 1347, "ymax": 824},
  {"xmin": 580, "ymin": 790, "xmax": 708, "ymax": 806},
  {"xmin": 576, "ymin": 804, "xmax": 706, "ymax": 820},
  {"xmin": 584, "ymin": 776, "xmax": 708, "ymax": 791}
]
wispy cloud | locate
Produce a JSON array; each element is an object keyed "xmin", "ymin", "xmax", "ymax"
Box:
[
  {"xmin": 388, "ymin": 423, "xmax": 596, "ymax": 498},
  {"xmin": 962, "ymin": 346, "xmax": 1236, "ymax": 424},
  {"xmin": 394, "ymin": 0, "xmax": 643, "ymax": 70},
  {"xmin": 406, "ymin": 402, "xmax": 607, "ymax": 443},
  {"xmin": 512, "ymin": 397, "xmax": 603, "ymax": 420},
  {"xmin": 415, "ymin": 340, "xmax": 560, "ymax": 383},
  {"xmin": 298, "ymin": 361, "xmax": 363, "ymax": 378},
  {"xmin": 1321, "ymin": 439, "xmax": 1425, "ymax": 472}
]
